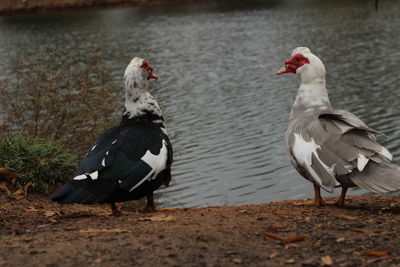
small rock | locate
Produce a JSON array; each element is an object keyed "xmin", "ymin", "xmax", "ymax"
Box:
[
  {"xmin": 321, "ymin": 255, "xmax": 333, "ymax": 265},
  {"xmin": 93, "ymin": 258, "xmax": 102, "ymax": 264},
  {"xmin": 269, "ymin": 252, "xmax": 279, "ymax": 259},
  {"xmin": 232, "ymin": 258, "xmax": 242, "ymax": 264},
  {"xmin": 284, "ymin": 259, "xmax": 296, "ymax": 264}
]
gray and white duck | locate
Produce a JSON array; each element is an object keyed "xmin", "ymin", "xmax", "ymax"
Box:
[
  {"xmin": 51, "ymin": 57, "xmax": 173, "ymax": 214},
  {"xmin": 277, "ymin": 47, "xmax": 400, "ymax": 206}
]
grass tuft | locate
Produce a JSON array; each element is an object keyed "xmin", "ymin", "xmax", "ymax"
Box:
[{"xmin": 0, "ymin": 135, "xmax": 77, "ymax": 194}]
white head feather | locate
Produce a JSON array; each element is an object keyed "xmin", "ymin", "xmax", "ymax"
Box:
[
  {"xmin": 291, "ymin": 47, "xmax": 326, "ymax": 83},
  {"xmin": 122, "ymin": 57, "xmax": 163, "ymax": 121},
  {"xmin": 123, "ymin": 57, "xmax": 149, "ymax": 91}
]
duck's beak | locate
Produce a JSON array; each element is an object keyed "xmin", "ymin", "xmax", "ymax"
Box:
[
  {"xmin": 148, "ymin": 73, "xmax": 159, "ymax": 80},
  {"xmin": 276, "ymin": 65, "xmax": 289, "ymax": 75}
]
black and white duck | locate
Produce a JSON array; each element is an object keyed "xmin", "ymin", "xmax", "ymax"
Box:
[{"xmin": 51, "ymin": 57, "xmax": 173, "ymax": 214}]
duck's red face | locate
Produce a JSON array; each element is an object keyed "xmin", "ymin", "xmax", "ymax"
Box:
[
  {"xmin": 276, "ymin": 54, "xmax": 310, "ymax": 75},
  {"xmin": 140, "ymin": 60, "xmax": 159, "ymax": 80}
]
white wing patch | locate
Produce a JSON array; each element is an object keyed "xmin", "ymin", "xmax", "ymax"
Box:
[
  {"xmin": 379, "ymin": 147, "xmax": 393, "ymax": 161},
  {"xmin": 357, "ymin": 154, "xmax": 369, "ymax": 172},
  {"xmin": 73, "ymin": 174, "xmax": 87, "ymax": 181},
  {"xmin": 73, "ymin": 171, "xmax": 99, "ymax": 181},
  {"xmin": 344, "ymin": 165, "xmax": 353, "ymax": 173},
  {"xmin": 292, "ymin": 133, "xmax": 340, "ymax": 188},
  {"xmin": 129, "ymin": 140, "xmax": 168, "ymax": 192},
  {"xmin": 73, "ymin": 139, "xmax": 169, "ymax": 192}
]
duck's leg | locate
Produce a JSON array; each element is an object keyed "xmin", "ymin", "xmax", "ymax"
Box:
[
  {"xmin": 110, "ymin": 202, "xmax": 122, "ymax": 216},
  {"xmin": 334, "ymin": 187, "xmax": 348, "ymax": 207},
  {"xmin": 313, "ymin": 184, "xmax": 327, "ymax": 206},
  {"xmin": 294, "ymin": 184, "xmax": 326, "ymax": 206},
  {"xmin": 142, "ymin": 192, "xmax": 156, "ymax": 213}
]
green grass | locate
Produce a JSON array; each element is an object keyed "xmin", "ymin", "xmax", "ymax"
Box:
[{"xmin": 0, "ymin": 136, "xmax": 77, "ymax": 194}]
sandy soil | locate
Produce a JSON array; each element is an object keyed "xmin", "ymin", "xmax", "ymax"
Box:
[{"xmin": 1, "ymin": 194, "xmax": 400, "ymax": 267}]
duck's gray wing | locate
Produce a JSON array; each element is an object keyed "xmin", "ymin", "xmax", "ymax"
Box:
[{"xmin": 287, "ymin": 109, "xmax": 396, "ymax": 192}]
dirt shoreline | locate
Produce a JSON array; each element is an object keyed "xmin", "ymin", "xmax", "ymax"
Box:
[
  {"xmin": 1, "ymin": 194, "xmax": 400, "ymax": 266},
  {"xmin": 0, "ymin": 0, "xmax": 214, "ymax": 16}
]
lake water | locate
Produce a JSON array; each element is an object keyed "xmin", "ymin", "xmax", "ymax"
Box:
[{"xmin": 0, "ymin": 0, "xmax": 399, "ymax": 208}]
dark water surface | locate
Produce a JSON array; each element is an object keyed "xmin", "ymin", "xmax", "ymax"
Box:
[{"xmin": 0, "ymin": 0, "xmax": 399, "ymax": 207}]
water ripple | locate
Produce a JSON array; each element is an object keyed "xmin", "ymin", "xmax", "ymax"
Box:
[{"xmin": 0, "ymin": 0, "xmax": 399, "ymax": 207}]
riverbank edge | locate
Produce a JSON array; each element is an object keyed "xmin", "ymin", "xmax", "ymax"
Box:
[
  {"xmin": 1, "ymin": 193, "xmax": 400, "ymax": 266},
  {"xmin": 0, "ymin": 0, "xmax": 215, "ymax": 16}
]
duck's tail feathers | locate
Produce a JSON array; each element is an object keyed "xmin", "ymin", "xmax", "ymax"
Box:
[
  {"xmin": 350, "ymin": 161, "xmax": 400, "ymax": 193},
  {"xmin": 51, "ymin": 182, "xmax": 108, "ymax": 204}
]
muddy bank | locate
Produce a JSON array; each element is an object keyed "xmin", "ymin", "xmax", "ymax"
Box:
[
  {"xmin": 0, "ymin": 0, "xmax": 214, "ymax": 15},
  {"xmin": 1, "ymin": 194, "xmax": 400, "ymax": 266}
]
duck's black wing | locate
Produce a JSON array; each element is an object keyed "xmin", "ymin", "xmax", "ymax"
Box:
[{"xmin": 51, "ymin": 123, "xmax": 172, "ymax": 204}]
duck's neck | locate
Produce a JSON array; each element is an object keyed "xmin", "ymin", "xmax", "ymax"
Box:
[
  {"xmin": 120, "ymin": 87, "xmax": 165, "ymax": 129},
  {"xmin": 290, "ymin": 77, "xmax": 331, "ymax": 118}
]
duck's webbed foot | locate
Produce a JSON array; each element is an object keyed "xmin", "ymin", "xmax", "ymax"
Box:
[
  {"xmin": 333, "ymin": 187, "xmax": 348, "ymax": 207},
  {"xmin": 142, "ymin": 192, "xmax": 156, "ymax": 213},
  {"xmin": 110, "ymin": 202, "xmax": 122, "ymax": 216},
  {"xmin": 293, "ymin": 184, "xmax": 326, "ymax": 206}
]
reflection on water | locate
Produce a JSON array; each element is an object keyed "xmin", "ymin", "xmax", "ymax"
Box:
[{"xmin": 0, "ymin": 0, "xmax": 399, "ymax": 207}]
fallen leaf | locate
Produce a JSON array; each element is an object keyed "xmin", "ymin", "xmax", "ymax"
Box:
[
  {"xmin": 284, "ymin": 236, "xmax": 306, "ymax": 243},
  {"xmin": 0, "ymin": 183, "xmax": 12, "ymax": 195},
  {"xmin": 386, "ymin": 199, "xmax": 398, "ymax": 207},
  {"xmin": 284, "ymin": 259, "xmax": 296, "ymax": 264},
  {"xmin": 336, "ymin": 214, "xmax": 357, "ymax": 220},
  {"xmin": 47, "ymin": 217, "xmax": 59, "ymax": 224},
  {"xmin": 78, "ymin": 228, "xmax": 130, "ymax": 233},
  {"xmin": 138, "ymin": 215, "xmax": 175, "ymax": 222},
  {"xmin": 361, "ymin": 256, "xmax": 392, "ymax": 267},
  {"xmin": 336, "ymin": 237, "xmax": 345, "ymax": 243},
  {"xmin": 265, "ymin": 233, "xmax": 306, "ymax": 245},
  {"xmin": 266, "ymin": 226, "xmax": 285, "ymax": 232},
  {"xmin": 1, "ymin": 181, "xmax": 32, "ymax": 200},
  {"xmin": 321, "ymin": 255, "xmax": 333, "ymax": 265},
  {"xmin": 265, "ymin": 233, "xmax": 283, "ymax": 241},
  {"xmin": 12, "ymin": 188, "xmax": 24, "ymax": 195},
  {"xmin": 362, "ymin": 251, "xmax": 390, "ymax": 257},
  {"xmin": 293, "ymin": 200, "xmax": 315, "ymax": 206},
  {"xmin": 25, "ymin": 206, "xmax": 40, "ymax": 212},
  {"xmin": 350, "ymin": 228, "xmax": 375, "ymax": 236},
  {"xmin": 23, "ymin": 182, "xmax": 34, "ymax": 195},
  {"xmin": 0, "ymin": 167, "xmax": 18, "ymax": 184},
  {"xmin": 13, "ymin": 195, "xmax": 25, "ymax": 200},
  {"xmin": 0, "ymin": 206, "xmax": 8, "ymax": 211},
  {"xmin": 37, "ymin": 224, "xmax": 51, "ymax": 228},
  {"xmin": 44, "ymin": 210, "xmax": 57, "ymax": 217}
]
